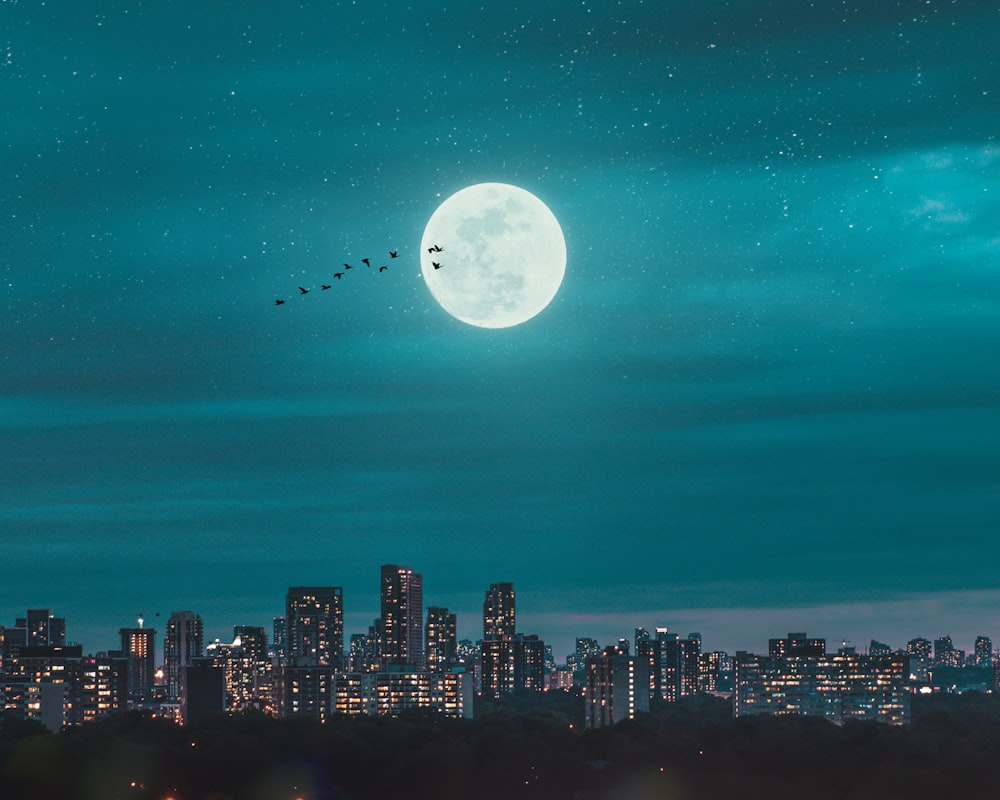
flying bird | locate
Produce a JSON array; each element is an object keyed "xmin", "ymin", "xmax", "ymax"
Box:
[
  {"xmin": 428, "ymin": 244, "xmax": 443, "ymax": 253},
  {"xmin": 343, "ymin": 263, "xmax": 353, "ymax": 270},
  {"xmin": 333, "ymin": 272, "xmax": 344, "ymax": 279},
  {"xmin": 432, "ymin": 261, "xmax": 443, "ymax": 270},
  {"xmin": 298, "ymin": 286, "xmax": 310, "ymax": 294},
  {"xmin": 361, "ymin": 258, "xmax": 371, "ymax": 267},
  {"xmin": 321, "ymin": 284, "xmax": 331, "ymax": 290},
  {"xmin": 389, "ymin": 250, "xmax": 398, "ymax": 258},
  {"xmin": 379, "ymin": 265, "xmax": 388, "ymax": 272},
  {"xmin": 275, "ymin": 299, "xmax": 285, "ymax": 305}
]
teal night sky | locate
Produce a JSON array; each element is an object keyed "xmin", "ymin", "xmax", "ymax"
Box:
[{"xmin": 3, "ymin": 1, "xmax": 999, "ymax": 660}]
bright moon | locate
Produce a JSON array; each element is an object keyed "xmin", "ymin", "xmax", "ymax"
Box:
[{"xmin": 420, "ymin": 183, "xmax": 567, "ymax": 328}]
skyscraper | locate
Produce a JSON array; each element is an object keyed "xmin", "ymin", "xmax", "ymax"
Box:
[
  {"xmin": 120, "ymin": 618, "xmax": 156, "ymax": 702},
  {"xmin": 285, "ymin": 586, "xmax": 344, "ymax": 668},
  {"xmin": 426, "ymin": 606, "xmax": 457, "ymax": 672},
  {"xmin": 479, "ymin": 580, "xmax": 545, "ymax": 698},
  {"xmin": 380, "ymin": 565, "xmax": 423, "ymax": 669},
  {"xmin": 483, "ymin": 582, "xmax": 515, "ymax": 641},
  {"xmin": 164, "ymin": 611, "xmax": 204, "ymax": 703}
]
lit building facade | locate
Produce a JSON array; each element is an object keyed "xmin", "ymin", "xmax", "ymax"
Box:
[
  {"xmin": 120, "ymin": 622, "xmax": 156, "ymax": 703},
  {"xmin": 481, "ymin": 633, "xmax": 546, "ymax": 698},
  {"xmin": 584, "ymin": 645, "xmax": 650, "ymax": 729},
  {"xmin": 380, "ymin": 565, "xmax": 423, "ymax": 669},
  {"xmin": 974, "ymin": 636, "xmax": 993, "ymax": 668},
  {"xmin": 206, "ymin": 625, "xmax": 273, "ymax": 715},
  {"xmin": 481, "ymin": 637, "xmax": 515, "ymax": 697},
  {"xmin": 869, "ymin": 639, "xmax": 892, "ymax": 656},
  {"xmin": 568, "ymin": 637, "xmax": 601, "ymax": 686},
  {"xmin": 733, "ymin": 634, "xmax": 910, "ymax": 726},
  {"xmin": 16, "ymin": 609, "xmax": 66, "ymax": 648},
  {"xmin": 426, "ymin": 606, "xmax": 457, "ymax": 672},
  {"xmin": 483, "ymin": 582, "xmax": 515, "ymax": 641},
  {"xmin": 698, "ymin": 650, "xmax": 725, "ymax": 694},
  {"xmin": 283, "ymin": 665, "xmax": 333, "ymax": 722},
  {"xmin": 0, "ymin": 644, "xmax": 127, "ymax": 730},
  {"xmin": 636, "ymin": 628, "xmax": 701, "ymax": 702},
  {"xmin": 906, "ymin": 637, "xmax": 932, "ymax": 682},
  {"xmin": 285, "ymin": 587, "xmax": 344, "ymax": 668},
  {"xmin": 164, "ymin": 611, "xmax": 204, "ymax": 703},
  {"xmin": 331, "ymin": 668, "xmax": 473, "ymax": 719},
  {"xmin": 768, "ymin": 632, "xmax": 825, "ymax": 658},
  {"xmin": 933, "ymin": 635, "xmax": 963, "ymax": 667}
]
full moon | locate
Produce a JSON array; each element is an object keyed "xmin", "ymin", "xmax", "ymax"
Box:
[{"xmin": 420, "ymin": 183, "xmax": 567, "ymax": 328}]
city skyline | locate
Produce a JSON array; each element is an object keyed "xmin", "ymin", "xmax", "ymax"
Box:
[
  {"xmin": 5, "ymin": 573, "xmax": 998, "ymax": 667},
  {"xmin": 4, "ymin": 3, "xmax": 999, "ymax": 664}
]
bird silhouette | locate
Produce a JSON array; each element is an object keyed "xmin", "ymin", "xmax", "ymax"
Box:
[
  {"xmin": 321, "ymin": 284, "xmax": 331, "ymax": 290},
  {"xmin": 428, "ymin": 244, "xmax": 443, "ymax": 253},
  {"xmin": 379, "ymin": 265, "xmax": 388, "ymax": 272},
  {"xmin": 333, "ymin": 272, "xmax": 344, "ymax": 279},
  {"xmin": 389, "ymin": 250, "xmax": 398, "ymax": 258},
  {"xmin": 275, "ymin": 299, "xmax": 285, "ymax": 305},
  {"xmin": 343, "ymin": 263, "xmax": 353, "ymax": 270},
  {"xmin": 299, "ymin": 286, "xmax": 310, "ymax": 294},
  {"xmin": 361, "ymin": 258, "xmax": 371, "ymax": 267},
  {"xmin": 432, "ymin": 261, "xmax": 443, "ymax": 270}
]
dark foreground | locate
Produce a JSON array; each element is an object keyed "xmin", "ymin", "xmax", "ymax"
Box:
[{"xmin": 3, "ymin": 692, "xmax": 1000, "ymax": 800}]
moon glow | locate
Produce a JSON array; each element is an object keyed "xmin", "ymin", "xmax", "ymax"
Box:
[{"xmin": 420, "ymin": 183, "xmax": 567, "ymax": 328}]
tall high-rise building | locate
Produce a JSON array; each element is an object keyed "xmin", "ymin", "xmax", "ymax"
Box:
[
  {"xmin": 285, "ymin": 587, "xmax": 344, "ymax": 668},
  {"xmin": 975, "ymin": 636, "xmax": 993, "ymax": 667},
  {"xmin": 635, "ymin": 628, "xmax": 702, "ymax": 702},
  {"xmin": 483, "ymin": 582, "xmax": 515, "ymax": 641},
  {"xmin": 933, "ymin": 635, "xmax": 964, "ymax": 667},
  {"xmin": 682, "ymin": 633, "xmax": 702, "ymax": 697},
  {"xmin": 514, "ymin": 634, "xmax": 546, "ymax": 692},
  {"xmin": 206, "ymin": 626, "xmax": 273, "ymax": 714},
  {"xmin": 933, "ymin": 635, "xmax": 953, "ymax": 664},
  {"xmin": 16, "ymin": 610, "xmax": 66, "ymax": 647},
  {"xmin": 584, "ymin": 645, "xmax": 650, "ymax": 728},
  {"xmin": 481, "ymin": 638, "xmax": 515, "ymax": 697},
  {"xmin": 271, "ymin": 616, "xmax": 287, "ymax": 664},
  {"xmin": 120, "ymin": 618, "xmax": 156, "ymax": 702},
  {"xmin": 164, "ymin": 611, "xmax": 204, "ymax": 702},
  {"xmin": 906, "ymin": 637, "xmax": 932, "ymax": 682},
  {"xmin": 698, "ymin": 650, "xmax": 725, "ymax": 693},
  {"xmin": 380, "ymin": 565, "xmax": 423, "ymax": 669},
  {"xmin": 481, "ymin": 633, "xmax": 546, "ymax": 698},
  {"xmin": 568, "ymin": 637, "xmax": 601, "ymax": 685},
  {"xmin": 426, "ymin": 606, "xmax": 457, "ymax": 672}
]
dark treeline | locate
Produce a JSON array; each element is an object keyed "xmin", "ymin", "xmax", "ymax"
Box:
[{"xmin": 4, "ymin": 692, "xmax": 1000, "ymax": 799}]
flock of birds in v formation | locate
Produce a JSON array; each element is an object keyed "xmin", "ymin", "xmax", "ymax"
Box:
[{"xmin": 274, "ymin": 244, "xmax": 445, "ymax": 305}]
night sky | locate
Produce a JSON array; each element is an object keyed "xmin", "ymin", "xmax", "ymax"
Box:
[{"xmin": 3, "ymin": 1, "xmax": 999, "ymax": 662}]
